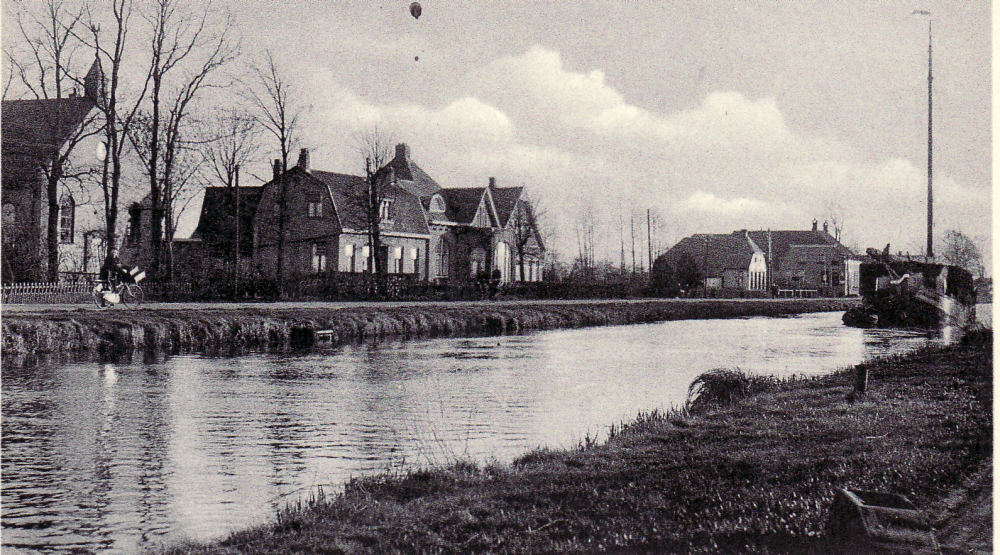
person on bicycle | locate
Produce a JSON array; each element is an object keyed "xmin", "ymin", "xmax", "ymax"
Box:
[{"xmin": 98, "ymin": 251, "xmax": 132, "ymax": 292}]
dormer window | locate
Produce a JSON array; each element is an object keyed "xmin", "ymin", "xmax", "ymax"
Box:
[
  {"xmin": 307, "ymin": 198, "xmax": 323, "ymax": 218},
  {"xmin": 379, "ymin": 198, "xmax": 394, "ymax": 222},
  {"xmin": 430, "ymin": 194, "xmax": 445, "ymax": 213}
]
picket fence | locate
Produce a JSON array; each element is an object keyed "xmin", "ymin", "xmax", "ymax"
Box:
[{"xmin": 2, "ymin": 282, "xmax": 96, "ymax": 305}]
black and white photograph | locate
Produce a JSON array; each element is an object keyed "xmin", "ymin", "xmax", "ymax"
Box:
[{"xmin": 1, "ymin": 1, "xmax": 992, "ymax": 553}]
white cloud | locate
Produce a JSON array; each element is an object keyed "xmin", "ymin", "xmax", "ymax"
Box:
[
  {"xmin": 680, "ymin": 191, "xmax": 773, "ymax": 217},
  {"xmin": 294, "ymin": 48, "xmax": 989, "ymax": 270}
]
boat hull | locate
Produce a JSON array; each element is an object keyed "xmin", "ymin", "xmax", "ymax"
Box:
[{"xmin": 843, "ymin": 259, "xmax": 977, "ymax": 330}]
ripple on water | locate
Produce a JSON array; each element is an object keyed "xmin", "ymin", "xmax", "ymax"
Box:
[{"xmin": 2, "ymin": 312, "xmax": 948, "ymax": 553}]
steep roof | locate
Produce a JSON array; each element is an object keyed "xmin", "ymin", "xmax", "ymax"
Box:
[
  {"xmin": 387, "ymin": 143, "xmax": 443, "ymax": 199},
  {"xmin": 191, "ymin": 187, "xmax": 262, "ymax": 253},
  {"xmin": 309, "ymin": 170, "xmax": 362, "ymax": 229},
  {"xmin": 659, "ymin": 232, "xmax": 759, "ymax": 277},
  {"xmin": 2, "ymin": 97, "xmax": 97, "ymax": 161},
  {"xmin": 439, "ymin": 187, "xmax": 487, "ymax": 225},
  {"xmin": 491, "ymin": 186, "xmax": 523, "ymax": 228},
  {"xmin": 746, "ymin": 229, "xmax": 851, "ymax": 261},
  {"xmin": 2, "ymin": 60, "xmax": 103, "ymax": 164},
  {"xmin": 310, "ymin": 169, "xmax": 429, "ymax": 235}
]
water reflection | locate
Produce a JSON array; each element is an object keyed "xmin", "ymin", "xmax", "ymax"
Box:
[{"xmin": 3, "ymin": 312, "xmax": 949, "ymax": 554}]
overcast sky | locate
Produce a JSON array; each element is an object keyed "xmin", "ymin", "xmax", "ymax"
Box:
[
  {"xmin": 235, "ymin": 0, "xmax": 991, "ymax": 269},
  {"xmin": 6, "ymin": 0, "xmax": 992, "ymax": 271}
]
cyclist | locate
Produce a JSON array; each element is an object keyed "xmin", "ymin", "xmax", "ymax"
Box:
[{"xmin": 96, "ymin": 251, "xmax": 132, "ymax": 306}]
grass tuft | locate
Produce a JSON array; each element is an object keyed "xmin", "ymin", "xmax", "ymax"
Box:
[{"xmin": 685, "ymin": 368, "xmax": 784, "ymax": 414}]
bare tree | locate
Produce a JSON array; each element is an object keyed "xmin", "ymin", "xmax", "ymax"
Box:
[
  {"xmin": 940, "ymin": 230, "xmax": 985, "ymax": 279},
  {"xmin": 128, "ymin": 0, "xmax": 236, "ymax": 280},
  {"xmin": 824, "ymin": 200, "xmax": 847, "ymax": 244},
  {"xmin": 509, "ymin": 190, "xmax": 545, "ymax": 282},
  {"xmin": 244, "ymin": 51, "xmax": 301, "ymax": 287},
  {"xmin": 352, "ymin": 128, "xmax": 395, "ymax": 295},
  {"xmin": 571, "ymin": 199, "xmax": 601, "ymax": 279},
  {"xmin": 64, "ymin": 0, "xmax": 154, "ymax": 274},
  {"xmin": 6, "ymin": 0, "xmax": 103, "ymax": 281},
  {"xmin": 201, "ymin": 108, "xmax": 261, "ymax": 288},
  {"xmin": 3, "ymin": 52, "xmax": 16, "ymax": 100}
]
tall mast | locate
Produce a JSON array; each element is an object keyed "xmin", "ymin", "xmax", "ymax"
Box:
[{"xmin": 926, "ymin": 18, "xmax": 933, "ymax": 258}]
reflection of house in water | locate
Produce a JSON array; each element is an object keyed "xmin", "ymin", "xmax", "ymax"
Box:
[{"xmin": 654, "ymin": 220, "xmax": 860, "ymax": 296}]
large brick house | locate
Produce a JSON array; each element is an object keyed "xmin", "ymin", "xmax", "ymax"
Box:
[
  {"xmin": 245, "ymin": 144, "xmax": 545, "ymax": 284},
  {"xmin": 1, "ymin": 60, "xmax": 106, "ymax": 282},
  {"xmin": 655, "ymin": 221, "xmax": 858, "ymax": 296},
  {"xmin": 252, "ymin": 149, "xmax": 430, "ymax": 278}
]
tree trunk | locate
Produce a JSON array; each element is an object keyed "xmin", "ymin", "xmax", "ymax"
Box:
[
  {"xmin": 45, "ymin": 164, "xmax": 62, "ymax": 282},
  {"xmin": 149, "ymin": 74, "xmax": 163, "ymax": 280},
  {"xmin": 275, "ymin": 172, "xmax": 286, "ymax": 288}
]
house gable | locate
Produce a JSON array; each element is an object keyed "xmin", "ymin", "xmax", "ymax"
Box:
[
  {"xmin": 490, "ymin": 186, "xmax": 523, "ymax": 229},
  {"xmin": 191, "ymin": 186, "xmax": 263, "ymax": 257},
  {"xmin": 439, "ymin": 188, "xmax": 487, "ymax": 226},
  {"xmin": 1, "ymin": 61, "xmax": 105, "ymax": 280},
  {"xmin": 389, "ymin": 143, "xmax": 443, "ymax": 199}
]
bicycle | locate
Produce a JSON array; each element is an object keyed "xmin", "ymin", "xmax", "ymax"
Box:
[{"xmin": 93, "ymin": 278, "xmax": 143, "ymax": 309}]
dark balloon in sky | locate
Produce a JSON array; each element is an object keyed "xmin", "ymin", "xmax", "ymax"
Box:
[{"xmin": 410, "ymin": 2, "xmax": 421, "ymax": 19}]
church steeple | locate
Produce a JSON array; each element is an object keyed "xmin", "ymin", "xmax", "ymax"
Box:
[{"xmin": 83, "ymin": 57, "xmax": 104, "ymax": 102}]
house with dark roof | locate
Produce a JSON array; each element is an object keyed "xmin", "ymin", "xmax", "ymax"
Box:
[
  {"xmin": 655, "ymin": 220, "xmax": 858, "ymax": 296},
  {"xmin": 657, "ymin": 231, "xmax": 768, "ymax": 292},
  {"xmin": 252, "ymin": 148, "xmax": 431, "ymax": 278},
  {"xmin": 190, "ymin": 186, "xmax": 263, "ymax": 259},
  {"xmin": 1, "ymin": 60, "xmax": 106, "ymax": 282},
  {"xmin": 489, "ymin": 179, "xmax": 545, "ymax": 282},
  {"xmin": 747, "ymin": 220, "xmax": 858, "ymax": 295},
  {"xmin": 242, "ymin": 143, "xmax": 545, "ymax": 284}
]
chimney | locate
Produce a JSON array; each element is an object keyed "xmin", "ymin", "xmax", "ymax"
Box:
[
  {"xmin": 272, "ymin": 159, "xmax": 281, "ymax": 182},
  {"xmin": 297, "ymin": 148, "xmax": 310, "ymax": 172},
  {"xmin": 823, "ymin": 220, "xmax": 829, "ymax": 234},
  {"xmin": 812, "ymin": 219, "xmax": 818, "ymax": 232},
  {"xmin": 489, "ymin": 177, "xmax": 496, "ymax": 189},
  {"xmin": 396, "ymin": 143, "xmax": 410, "ymax": 163}
]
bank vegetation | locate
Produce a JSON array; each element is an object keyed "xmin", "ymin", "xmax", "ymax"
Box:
[
  {"xmin": 2, "ymin": 298, "xmax": 853, "ymax": 362},
  {"xmin": 154, "ymin": 332, "xmax": 990, "ymax": 554}
]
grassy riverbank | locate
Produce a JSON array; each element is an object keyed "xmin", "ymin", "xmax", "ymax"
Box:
[
  {"xmin": 158, "ymin": 334, "xmax": 991, "ymax": 555},
  {"xmin": 2, "ymin": 298, "xmax": 853, "ymax": 361}
]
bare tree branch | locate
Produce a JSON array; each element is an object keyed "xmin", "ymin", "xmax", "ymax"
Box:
[
  {"xmin": 244, "ymin": 50, "xmax": 303, "ymax": 288},
  {"xmin": 5, "ymin": 0, "xmax": 103, "ymax": 281},
  {"xmin": 350, "ymin": 127, "xmax": 395, "ymax": 292}
]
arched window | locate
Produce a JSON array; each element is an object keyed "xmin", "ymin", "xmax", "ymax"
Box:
[
  {"xmin": 59, "ymin": 195, "xmax": 75, "ymax": 243},
  {"xmin": 430, "ymin": 194, "xmax": 446, "ymax": 213},
  {"xmin": 2, "ymin": 203, "xmax": 16, "ymax": 228},
  {"xmin": 493, "ymin": 241, "xmax": 510, "ymax": 282}
]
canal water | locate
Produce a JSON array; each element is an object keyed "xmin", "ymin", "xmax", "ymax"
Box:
[{"xmin": 1, "ymin": 311, "xmax": 956, "ymax": 554}]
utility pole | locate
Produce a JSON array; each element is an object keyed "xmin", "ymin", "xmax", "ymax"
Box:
[
  {"xmin": 914, "ymin": 10, "xmax": 933, "ymax": 259},
  {"xmin": 926, "ymin": 17, "xmax": 933, "ymax": 259},
  {"xmin": 235, "ymin": 164, "xmax": 241, "ymax": 298},
  {"xmin": 647, "ymin": 209, "xmax": 652, "ymax": 272},
  {"xmin": 630, "ymin": 213, "xmax": 636, "ymax": 275},
  {"xmin": 620, "ymin": 217, "xmax": 625, "ymax": 275}
]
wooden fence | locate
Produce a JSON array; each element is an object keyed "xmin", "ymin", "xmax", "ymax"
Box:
[{"xmin": 2, "ymin": 282, "xmax": 96, "ymax": 304}]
